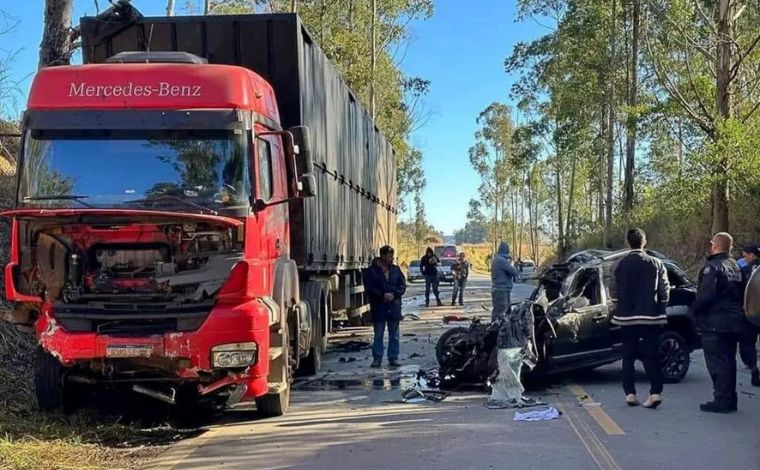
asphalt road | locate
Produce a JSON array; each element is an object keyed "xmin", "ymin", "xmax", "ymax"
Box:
[{"xmin": 150, "ymin": 274, "xmax": 760, "ymax": 470}]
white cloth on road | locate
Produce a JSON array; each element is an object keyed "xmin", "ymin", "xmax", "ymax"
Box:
[{"xmin": 513, "ymin": 407, "xmax": 560, "ymax": 422}]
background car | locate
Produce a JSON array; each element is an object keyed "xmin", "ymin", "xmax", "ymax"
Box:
[
  {"xmin": 407, "ymin": 260, "xmax": 423, "ymax": 283},
  {"xmin": 517, "ymin": 259, "xmax": 538, "ymax": 281},
  {"xmin": 439, "ymin": 258, "xmax": 457, "ymax": 284},
  {"xmin": 434, "ymin": 245, "xmax": 459, "ymax": 259}
]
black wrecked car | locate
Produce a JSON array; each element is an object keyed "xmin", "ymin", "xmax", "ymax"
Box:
[{"xmin": 436, "ymin": 249, "xmax": 698, "ymax": 386}]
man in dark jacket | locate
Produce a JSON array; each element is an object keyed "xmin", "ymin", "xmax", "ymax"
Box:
[
  {"xmin": 738, "ymin": 243, "xmax": 760, "ymax": 386},
  {"xmin": 491, "ymin": 241, "xmax": 518, "ymax": 321},
  {"xmin": 421, "ymin": 247, "xmax": 443, "ymax": 307},
  {"xmin": 609, "ymin": 228, "xmax": 670, "ymax": 408},
  {"xmin": 694, "ymin": 232, "xmax": 745, "ymax": 413},
  {"xmin": 364, "ymin": 245, "xmax": 406, "ymax": 368}
]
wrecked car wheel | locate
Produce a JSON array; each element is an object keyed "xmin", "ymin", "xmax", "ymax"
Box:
[
  {"xmin": 436, "ymin": 327, "xmax": 468, "ymax": 366},
  {"xmin": 34, "ymin": 348, "xmax": 74, "ymax": 412},
  {"xmin": 659, "ymin": 330, "xmax": 690, "ymax": 383}
]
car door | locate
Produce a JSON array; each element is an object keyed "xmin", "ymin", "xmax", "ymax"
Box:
[{"xmin": 549, "ymin": 266, "xmax": 613, "ymax": 366}]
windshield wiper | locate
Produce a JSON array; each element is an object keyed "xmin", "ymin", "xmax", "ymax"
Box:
[
  {"xmin": 126, "ymin": 195, "xmax": 218, "ymax": 216},
  {"xmin": 23, "ymin": 195, "xmax": 95, "ymax": 209}
]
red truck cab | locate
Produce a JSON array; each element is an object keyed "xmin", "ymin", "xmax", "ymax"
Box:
[{"xmin": 4, "ymin": 52, "xmax": 315, "ymax": 416}]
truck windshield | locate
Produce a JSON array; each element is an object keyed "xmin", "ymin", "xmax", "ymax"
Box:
[{"xmin": 19, "ymin": 129, "xmax": 251, "ymax": 212}]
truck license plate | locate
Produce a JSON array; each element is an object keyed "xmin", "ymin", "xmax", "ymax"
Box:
[{"xmin": 106, "ymin": 345, "xmax": 154, "ymax": 358}]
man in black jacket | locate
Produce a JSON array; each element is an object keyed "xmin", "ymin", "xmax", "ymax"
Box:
[
  {"xmin": 420, "ymin": 247, "xmax": 443, "ymax": 307},
  {"xmin": 694, "ymin": 232, "xmax": 745, "ymax": 413},
  {"xmin": 610, "ymin": 228, "xmax": 670, "ymax": 409},
  {"xmin": 738, "ymin": 243, "xmax": 760, "ymax": 386},
  {"xmin": 364, "ymin": 245, "xmax": 407, "ymax": 368}
]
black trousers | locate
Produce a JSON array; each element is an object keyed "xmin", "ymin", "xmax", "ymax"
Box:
[
  {"xmin": 621, "ymin": 325, "xmax": 664, "ymax": 395},
  {"xmin": 424, "ymin": 275, "xmax": 440, "ymax": 303},
  {"xmin": 739, "ymin": 322, "xmax": 759, "ymax": 370},
  {"xmin": 702, "ymin": 332, "xmax": 740, "ymax": 405}
]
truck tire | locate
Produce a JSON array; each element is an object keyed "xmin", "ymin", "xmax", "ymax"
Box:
[
  {"xmin": 659, "ymin": 330, "xmax": 690, "ymax": 383},
  {"xmin": 298, "ymin": 281, "xmax": 325, "ymax": 376},
  {"xmin": 256, "ymin": 327, "xmax": 292, "ymax": 417},
  {"xmin": 35, "ymin": 348, "xmax": 70, "ymax": 412}
]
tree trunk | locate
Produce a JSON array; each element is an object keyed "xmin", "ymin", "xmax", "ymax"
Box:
[
  {"xmin": 291, "ymin": 0, "xmax": 298, "ymax": 12},
  {"xmin": 623, "ymin": 0, "xmax": 639, "ymax": 212},
  {"xmin": 204, "ymin": 0, "xmax": 211, "ymax": 14},
  {"xmin": 555, "ymin": 155, "xmax": 565, "ymax": 259},
  {"xmin": 39, "ymin": 0, "xmax": 75, "ymax": 69},
  {"xmin": 712, "ymin": 0, "xmax": 734, "ymax": 234},
  {"xmin": 604, "ymin": 0, "xmax": 617, "ymax": 247},
  {"xmin": 565, "ymin": 152, "xmax": 578, "ymax": 249},
  {"xmin": 166, "ymin": 0, "xmax": 176, "ymax": 16},
  {"xmin": 369, "ymin": 0, "xmax": 377, "ymax": 120}
]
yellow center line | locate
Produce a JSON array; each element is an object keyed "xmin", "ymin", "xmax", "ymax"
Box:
[
  {"xmin": 566, "ymin": 383, "xmax": 626, "ymax": 435},
  {"xmin": 558, "ymin": 396, "xmax": 624, "ymax": 470}
]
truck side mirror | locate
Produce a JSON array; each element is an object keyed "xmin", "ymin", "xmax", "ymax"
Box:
[{"xmin": 288, "ymin": 126, "xmax": 316, "ymax": 198}]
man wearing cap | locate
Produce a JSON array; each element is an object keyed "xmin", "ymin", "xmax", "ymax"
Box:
[{"xmin": 739, "ymin": 243, "xmax": 760, "ymax": 386}]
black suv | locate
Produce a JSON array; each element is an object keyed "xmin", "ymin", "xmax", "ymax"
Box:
[{"xmin": 436, "ymin": 249, "xmax": 698, "ymax": 385}]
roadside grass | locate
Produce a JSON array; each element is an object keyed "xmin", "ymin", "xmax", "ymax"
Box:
[{"xmin": 0, "ymin": 321, "xmax": 201, "ymax": 470}]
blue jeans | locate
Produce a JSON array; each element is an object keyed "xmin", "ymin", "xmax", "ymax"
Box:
[
  {"xmin": 452, "ymin": 278, "xmax": 468, "ymax": 304},
  {"xmin": 373, "ymin": 320, "xmax": 400, "ymax": 362},
  {"xmin": 425, "ymin": 275, "xmax": 440, "ymax": 304}
]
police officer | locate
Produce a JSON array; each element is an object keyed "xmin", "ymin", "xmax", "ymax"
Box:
[
  {"xmin": 738, "ymin": 243, "xmax": 760, "ymax": 386},
  {"xmin": 694, "ymin": 232, "xmax": 745, "ymax": 413}
]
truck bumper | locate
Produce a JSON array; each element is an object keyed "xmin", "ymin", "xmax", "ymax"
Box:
[{"xmin": 35, "ymin": 300, "xmax": 273, "ymax": 399}]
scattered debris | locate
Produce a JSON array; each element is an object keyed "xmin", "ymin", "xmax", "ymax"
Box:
[
  {"xmin": 332, "ymin": 340, "xmax": 371, "ymax": 352},
  {"xmin": 401, "ymin": 387, "xmax": 449, "ymax": 403},
  {"xmin": 338, "ymin": 357, "xmax": 357, "ymax": 363},
  {"xmin": 402, "ymin": 333, "xmax": 417, "ymax": 337},
  {"xmin": 513, "ymin": 407, "xmax": 561, "ymax": 422},
  {"xmin": 408, "ymin": 352, "xmax": 422, "ymax": 359},
  {"xmin": 404, "ymin": 312, "xmax": 421, "ymax": 321},
  {"xmin": 443, "ymin": 315, "xmax": 473, "ymax": 324},
  {"xmin": 741, "ymin": 391, "xmax": 756, "ymax": 398}
]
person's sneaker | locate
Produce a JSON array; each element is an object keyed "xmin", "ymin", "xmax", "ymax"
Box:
[
  {"xmin": 370, "ymin": 360, "xmax": 382, "ymax": 368},
  {"xmin": 700, "ymin": 400, "xmax": 734, "ymax": 413},
  {"xmin": 626, "ymin": 394, "xmax": 640, "ymax": 407},
  {"xmin": 388, "ymin": 359, "xmax": 401, "ymax": 367},
  {"xmin": 642, "ymin": 394, "xmax": 662, "ymax": 409},
  {"xmin": 752, "ymin": 369, "xmax": 760, "ymax": 387},
  {"xmin": 425, "ymin": 301, "xmax": 429, "ymax": 307},
  {"xmin": 459, "ymin": 301, "xmax": 464, "ymax": 306},
  {"xmin": 436, "ymin": 300, "xmax": 443, "ymax": 307},
  {"xmin": 451, "ymin": 301, "xmax": 456, "ymax": 306}
]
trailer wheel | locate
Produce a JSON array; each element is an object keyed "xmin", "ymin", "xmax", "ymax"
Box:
[
  {"xmin": 256, "ymin": 326, "xmax": 292, "ymax": 417},
  {"xmin": 35, "ymin": 348, "xmax": 71, "ymax": 413},
  {"xmin": 298, "ymin": 281, "xmax": 326, "ymax": 376}
]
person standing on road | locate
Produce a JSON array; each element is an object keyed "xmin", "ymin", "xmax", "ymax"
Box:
[
  {"xmin": 491, "ymin": 241, "xmax": 518, "ymax": 321},
  {"xmin": 694, "ymin": 232, "xmax": 745, "ymax": 413},
  {"xmin": 421, "ymin": 247, "xmax": 443, "ymax": 307},
  {"xmin": 738, "ymin": 243, "xmax": 760, "ymax": 386},
  {"xmin": 609, "ymin": 228, "xmax": 669, "ymax": 409},
  {"xmin": 364, "ymin": 245, "xmax": 406, "ymax": 368},
  {"xmin": 451, "ymin": 251, "xmax": 471, "ymax": 306}
]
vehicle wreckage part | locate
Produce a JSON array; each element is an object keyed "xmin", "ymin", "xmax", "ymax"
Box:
[
  {"xmin": 133, "ymin": 384, "xmax": 177, "ymax": 405},
  {"xmin": 485, "ymin": 348, "xmax": 525, "ymax": 407},
  {"xmin": 211, "ymin": 342, "xmax": 258, "ymax": 368}
]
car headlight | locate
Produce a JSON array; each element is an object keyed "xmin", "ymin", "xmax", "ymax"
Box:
[{"xmin": 211, "ymin": 342, "xmax": 257, "ymax": 368}]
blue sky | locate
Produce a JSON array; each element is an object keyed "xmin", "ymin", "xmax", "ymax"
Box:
[{"xmin": 2, "ymin": 1, "xmax": 543, "ymax": 234}]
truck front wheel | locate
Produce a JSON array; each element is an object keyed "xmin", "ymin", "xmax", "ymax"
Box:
[
  {"xmin": 256, "ymin": 326, "xmax": 292, "ymax": 417},
  {"xmin": 35, "ymin": 348, "xmax": 73, "ymax": 413}
]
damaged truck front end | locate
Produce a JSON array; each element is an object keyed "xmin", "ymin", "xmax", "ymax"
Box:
[{"xmin": 5, "ymin": 211, "xmax": 272, "ymax": 411}]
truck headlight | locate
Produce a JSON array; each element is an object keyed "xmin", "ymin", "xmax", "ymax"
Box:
[{"xmin": 211, "ymin": 342, "xmax": 257, "ymax": 368}]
